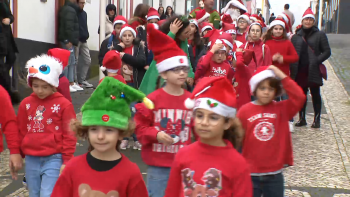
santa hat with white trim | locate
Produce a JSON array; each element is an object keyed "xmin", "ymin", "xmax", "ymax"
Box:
[
  {"xmin": 213, "ymin": 39, "xmax": 227, "ymax": 51},
  {"xmin": 47, "ymin": 48, "xmax": 70, "ymax": 71},
  {"xmin": 221, "ymin": 14, "xmax": 233, "ymax": 24},
  {"xmin": 221, "ymin": 22, "xmax": 236, "ymax": 35},
  {"xmin": 113, "ymin": 15, "xmax": 127, "ymax": 27},
  {"xmin": 101, "ymin": 50, "xmax": 122, "ymax": 73},
  {"xmin": 196, "ymin": 9, "xmax": 210, "ymax": 23},
  {"xmin": 218, "ymin": 32, "xmax": 233, "ymax": 50},
  {"xmin": 278, "ymin": 13, "xmax": 292, "ymax": 31},
  {"xmin": 302, "ymin": 8, "xmax": 315, "ymax": 21},
  {"xmin": 147, "ymin": 7, "xmax": 160, "ymax": 21},
  {"xmin": 237, "ymin": 13, "xmax": 250, "ymax": 23},
  {"xmin": 147, "ymin": 23, "xmax": 188, "ymax": 73},
  {"xmin": 221, "ymin": 0, "xmax": 247, "ymax": 15},
  {"xmin": 189, "ymin": 19, "xmax": 199, "ymax": 28},
  {"xmin": 269, "ymin": 18, "xmax": 286, "ymax": 29},
  {"xmin": 184, "ymin": 77, "xmax": 237, "ymax": 117},
  {"xmin": 119, "ymin": 24, "xmax": 137, "ymax": 39},
  {"xmin": 249, "ymin": 66, "xmax": 277, "ymax": 95},
  {"xmin": 200, "ymin": 22, "xmax": 213, "ymax": 34}
]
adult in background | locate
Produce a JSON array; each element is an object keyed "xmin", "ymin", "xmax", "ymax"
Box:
[
  {"xmin": 76, "ymin": 0, "xmax": 93, "ymax": 88},
  {"xmin": 98, "ymin": 4, "xmax": 117, "ymax": 38},
  {"xmin": 189, "ymin": 0, "xmax": 204, "ymax": 18},
  {"xmin": 165, "ymin": 6, "xmax": 175, "ymax": 19},
  {"xmin": 269, "ymin": 13, "xmax": 276, "ymax": 24},
  {"xmin": 158, "ymin": 6, "xmax": 166, "ymax": 20},
  {"xmin": 220, "ymin": 0, "xmax": 247, "ymax": 25},
  {"xmin": 291, "ymin": 8, "xmax": 331, "ymax": 128},
  {"xmin": 189, "ymin": 0, "xmax": 220, "ymax": 29},
  {"xmin": 283, "ymin": 4, "xmax": 295, "ymax": 26},
  {"xmin": 58, "ymin": 0, "xmax": 80, "ymax": 92}
]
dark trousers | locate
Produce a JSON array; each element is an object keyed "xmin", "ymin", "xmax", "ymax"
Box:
[
  {"xmin": 252, "ymin": 173, "xmax": 284, "ymax": 197},
  {"xmin": 300, "ymin": 87, "xmax": 322, "ymax": 120}
]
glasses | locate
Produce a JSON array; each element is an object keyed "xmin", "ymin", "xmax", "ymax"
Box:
[
  {"xmin": 169, "ymin": 66, "xmax": 190, "ymax": 73},
  {"xmin": 194, "ymin": 113, "xmax": 222, "ymax": 126},
  {"xmin": 238, "ymin": 20, "xmax": 247, "ymax": 24}
]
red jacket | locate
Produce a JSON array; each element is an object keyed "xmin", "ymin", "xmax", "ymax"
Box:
[
  {"xmin": 237, "ymin": 77, "xmax": 306, "ymax": 174},
  {"xmin": 17, "ymin": 92, "xmax": 77, "ymax": 164},
  {"xmin": 265, "ymin": 37, "xmax": 299, "ymax": 75},
  {"xmin": 236, "ymin": 31, "xmax": 247, "ymax": 44},
  {"xmin": 57, "ymin": 75, "xmax": 72, "ymax": 102},
  {"xmin": 241, "ymin": 39, "xmax": 272, "ymax": 74},
  {"xmin": 134, "ymin": 88, "xmax": 192, "ymax": 167},
  {"xmin": 0, "ymin": 85, "xmax": 20, "ymax": 154},
  {"xmin": 234, "ymin": 52, "xmax": 252, "ymax": 110},
  {"xmin": 165, "ymin": 141, "xmax": 252, "ymax": 197}
]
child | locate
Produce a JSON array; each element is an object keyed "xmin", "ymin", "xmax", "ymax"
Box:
[
  {"xmin": 51, "ymin": 77, "xmax": 152, "ymax": 197},
  {"xmin": 200, "ymin": 22, "xmax": 213, "ymax": 37},
  {"xmin": 237, "ymin": 66, "xmax": 306, "ymax": 197},
  {"xmin": 17, "ymin": 52, "xmax": 77, "ymax": 197},
  {"xmin": 134, "ymin": 23, "xmax": 193, "ymax": 197},
  {"xmin": 221, "ymin": 22, "xmax": 243, "ymax": 48},
  {"xmin": 236, "ymin": 13, "xmax": 250, "ymax": 43},
  {"xmin": 100, "ymin": 50, "xmax": 127, "ymax": 84},
  {"xmin": 165, "ymin": 76, "xmax": 252, "ymax": 197},
  {"xmin": 195, "ymin": 9, "xmax": 210, "ymax": 26}
]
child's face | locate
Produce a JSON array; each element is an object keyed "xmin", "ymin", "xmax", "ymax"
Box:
[
  {"xmin": 238, "ymin": 19, "xmax": 248, "ymax": 30},
  {"xmin": 249, "ymin": 25, "xmax": 262, "ymax": 41},
  {"xmin": 272, "ymin": 25, "xmax": 284, "ymax": 37},
  {"xmin": 160, "ymin": 66, "xmax": 189, "ymax": 86},
  {"xmin": 114, "ymin": 24, "xmax": 123, "ymax": 34},
  {"xmin": 189, "ymin": 23, "xmax": 197, "ymax": 35},
  {"xmin": 31, "ymin": 78, "xmax": 54, "ymax": 99},
  {"xmin": 122, "ymin": 65, "xmax": 133, "ymax": 75},
  {"xmin": 255, "ymin": 79, "xmax": 276, "ymax": 105},
  {"xmin": 212, "ymin": 50, "xmax": 226, "ymax": 64},
  {"xmin": 202, "ymin": 30, "xmax": 209, "ymax": 36},
  {"xmin": 148, "ymin": 18, "xmax": 159, "ymax": 24},
  {"xmin": 194, "ymin": 109, "xmax": 231, "ymax": 144},
  {"xmin": 88, "ymin": 126, "xmax": 122, "ymax": 152},
  {"xmin": 121, "ymin": 30, "xmax": 134, "ymax": 46}
]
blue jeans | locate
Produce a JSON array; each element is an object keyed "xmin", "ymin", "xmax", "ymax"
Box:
[
  {"xmin": 61, "ymin": 42, "xmax": 76, "ymax": 83},
  {"xmin": 251, "ymin": 173, "xmax": 284, "ymax": 197},
  {"xmin": 147, "ymin": 166, "xmax": 171, "ymax": 197},
  {"xmin": 124, "ymin": 133, "xmax": 137, "ymax": 141},
  {"xmin": 25, "ymin": 154, "xmax": 63, "ymax": 197}
]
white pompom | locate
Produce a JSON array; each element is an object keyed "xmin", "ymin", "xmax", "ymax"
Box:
[
  {"xmin": 184, "ymin": 98, "xmax": 195, "ymax": 109},
  {"xmin": 100, "ymin": 66, "xmax": 106, "ymax": 72}
]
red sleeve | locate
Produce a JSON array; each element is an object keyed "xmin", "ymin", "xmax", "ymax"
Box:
[
  {"xmin": 17, "ymin": 101, "xmax": 28, "ymax": 157},
  {"xmin": 232, "ymin": 161, "xmax": 253, "ymax": 197},
  {"xmin": 134, "ymin": 103, "xmax": 159, "ymax": 145},
  {"xmin": 57, "ymin": 77, "xmax": 72, "ymax": 102},
  {"xmin": 61, "ymin": 104, "xmax": 77, "ymax": 164},
  {"xmin": 0, "ymin": 90, "xmax": 20, "ymax": 154},
  {"xmin": 282, "ymin": 42, "xmax": 299, "ymax": 64},
  {"xmin": 263, "ymin": 45, "xmax": 272, "ymax": 66},
  {"xmin": 227, "ymin": 66, "xmax": 234, "ymax": 83},
  {"xmin": 235, "ymin": 52, "xmax": 245, "ymax": 68},
  {"xmin": 127, "ymin": 173, "xmax": 149, "ymax": 197},
  {"xmin": 195, "ymin": 55, "xmax": 211, "ymax": 83},
  {"xmin": 51, "ymin": 165, "xmax": 73, "ymax": 197},
  {"xmin": 116, "ymin": 75, "xmax": 127, "ymax": 84},
  {"xmin": 164, "ymin": 156, "xmax": 183, "ymax": 197}
]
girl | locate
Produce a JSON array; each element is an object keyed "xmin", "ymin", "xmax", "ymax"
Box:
[
  {"xmin": 51, "ymin": 77, "xmax": 152, "ymax": 197},
  {"xmin": 242, "ymin": 21, "xmax": 272, "ymax": 75},
  {"xmin": 236, "ymin": 13, "xmax": 250, "ymax": 43},
  {"xmin": 237, "ymin": 65, "xmax": 306, "ymax": 197},
  {"xmin": 158, "ymin": 6, "xmax": 166, "ymax": 20},
  {"xmin": 165, "ymin": 6, "xmax": 175, "ymax": 18},
  {"xmin": 165, "ymin": 76, "xmax": 252, "ymax": 197},
  {"xmin": 188, "ymin": 19, "xmax": 204, "ymax": 72},
  {"xmin": 17, "ymin": 50, "xmax": 77, "ymax": 197},
  {"xmin": 134, "ymin": 23, "xmax": 193, "ymax": 197}
]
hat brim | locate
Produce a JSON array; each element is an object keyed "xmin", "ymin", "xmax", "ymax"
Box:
[{"xmin": 82, "ymin": 110, "xmax": 129, "ymax": 130}]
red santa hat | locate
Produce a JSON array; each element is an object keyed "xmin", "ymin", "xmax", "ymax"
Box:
[
  {"xmin": 213, "ymin": 39, "xmax": 227, "ymax": 51},
  {"xmin": 47, "ymin": 48, "xmax": 70, "ymax": 70},
  {"xmin": 119, "ymin": 24, "xmax": 137, "ymax": 39},
  {"xmin": 249, "ymin": 66, "xmax": 276, "ymax": 95},
  {"xmin": 237, "ymin": 13, "xmax": 250, "ymax": 22},
  {"xmin": 221, "ymin": 22, "xmax": 236, "ymax": 35},
  {"xmin": 189, "ymin": 19, "xmax": 199, "ymax": 28},
  {"xmin": 147, "ymin": 23, "xmax": 188, "ymax": 73},
  {"xmin": 184, "ymin": 77, "xmax": 237, "ymax": 117},
  {"xmin": 101, "ymin": 51, "xmax": 122, "ymax": 73},
  {"xmin": 221, "ymin": 0, "xmax": 247, "ymax": 15},
  {"xmin": 278, "ymin": 13, "xmax": 292, "ymax": 30},
  {"xmin": 249, "ymin": 20, "xmax": 265, "ymax": 31},
  {"xmin": 196, "ymin": 9, "xmax": 210, "ymax": 23},
  {"xmin": 221, "ymin": 14, "xmax": 233, "ymax": 24},
  {"xmin": 158, "ymin": 19, "xmax": 166, "ymax": 26},
  {"xmin": 204, "ymin": 29, "xmax": 222, "ymax": 47},
  {"xmin": 218, "ymin": 32, "xmax": 233, "ymax": 49},
  {"xmin": 113, "ymin": 15, "xmax": 127, "ymax": 27},
  {"xmin": 302, "ymin": 8, "xmax": 315, "ymax": 21},
  {"xmin": 200, "ymin": 22, "xmax": 213, "ymax": 33},
  {"xmin": 269, "ymin": 18, "xmax": 286, "ymax": 29},
  {"xmin": 147, "ymin": 7, "xmax": 160, "ymax": 21}
]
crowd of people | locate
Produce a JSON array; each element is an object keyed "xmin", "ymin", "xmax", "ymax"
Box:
[{"xmin": 0, "ymin": 0, "xmax": 332, "ymax": 196}]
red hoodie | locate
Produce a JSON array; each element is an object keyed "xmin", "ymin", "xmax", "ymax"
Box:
[
  {"xmin": 0, "ymin": 86, "xmax": 20, "ymax": 154},
  {"xmin": 134, "ymin": 88, "xmax": 192, "ymax": 167},
  {"xmin": 237, "ymin": 77, "xmax": 306, "ymax": 174},
  {"xmin": 57, "ymin": 75, "xmax": 72, "ymax": 102},
  {"xmin": 241, "ymin": 39, "xmax": 272, "ymax": 74},
  {"xmin": 234, "ymin": 52, "xmax": 252, "ymax": 110},
  {"xmin": 264, "ymin": 37, "xmax": 299, "ymax": 75},
  {"xmin": 17, "ymin": 92, "xmax": 77, "ymax": 164}
]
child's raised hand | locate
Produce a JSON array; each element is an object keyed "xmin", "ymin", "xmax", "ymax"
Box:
[
  {"xmin": 268, "ymin": 65, "xmax": 287, "ymax": 79},
  {"xmin": 157, "ymin": 131, "xmax": 174, "ymax": 146},
  {"xmin": 170, "ymin": 18, "xmax": 183, "ymax": 35},
  {"xmin": 210, "ymin": 43, "xmax": 224, "ymax": 53}
]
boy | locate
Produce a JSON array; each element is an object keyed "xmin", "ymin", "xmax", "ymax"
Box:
[{"xmin": 99, "ymin": 50, "xmax": 126, "ymax": 85}]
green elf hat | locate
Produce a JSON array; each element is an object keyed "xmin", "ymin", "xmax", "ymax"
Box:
[{"xmin": 81, "ymin": 77, "xmax": 154, "ymax": 129}]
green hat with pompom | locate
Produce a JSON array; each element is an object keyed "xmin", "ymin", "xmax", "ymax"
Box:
[{"xmin": 81, "ymin": 77, "xmax": 154, "ymax": 129}]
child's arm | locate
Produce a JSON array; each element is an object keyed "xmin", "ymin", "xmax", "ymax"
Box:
[
  {"xmin": 50, "ymin": 166, "xmax": 73, "ymax": 197},
  {"xmin": 134, "ymin": 103, "xmax": 159, "ymax": 145},
  {"xmin": 232, "ymin": 161, "xmax": 253, "ymax": 197},
  {"xmin": 164, "ymin": 157, "xmax": 183, "ymax": 197},
  {"xmin": 17, "ymin": 101, "xmax": 28, "ymax": 157},
  {"xmin": 281, "ymin": 42, "xmax": 299, "ymax": 64},
  {"xmin": 61, "ymin": 104, "xmax": 77, "ymax": 164}
]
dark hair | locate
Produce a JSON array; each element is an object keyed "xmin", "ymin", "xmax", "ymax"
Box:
[
  {"xmin": 155, "ymin": 76, "xmax": 192, "ymax": 91},
  {"xmin": 165, "ymin": 6, "xmax": 174, "ymax": 17},
  {"xmin": 271, "ymin": 13, "xmax": 274, "ymax": 16},
  {"xmin": 190, "ymin": 24, "xmax": 202, "ymax": 47},
  {"xmin": 158, "ymin": 6, "xmax": 164, "ymax": 15},
  {"xmin": 223, "ymin": 118, "xmax": 244, "ymax": 150},
  {"xmin": 253, "ymin": 77, "xmax": 282, "ymax": 97},
  {"xmin": 160, "ymin": 15, "xmax": 190, "ymax": 40},
  {"xmin": 263, "ymin": 25, "xmax": 288, "ymax": 42},
  {"xmin": 133, "ymin": 4, "xmax": 150, "ymax": 20},
  {"xmin": 284, "ymin": 4, "xmax": 290, "ymax": 9},
  {"xmin": 71, "ymin": 119, "xmax": 135, "ymax": 152}
]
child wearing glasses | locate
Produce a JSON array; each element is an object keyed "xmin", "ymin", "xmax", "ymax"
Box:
[{"xmin": 134, "ymin": 24, "xmax": 193, "ymax": 197}]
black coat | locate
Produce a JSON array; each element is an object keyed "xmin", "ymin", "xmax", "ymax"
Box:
[
  {"xmin": 188, "ymin": 43, "xmax": 204, "ymax": 72},
  {"xmin": 58, "ymin": 0, "xmax": 80, "ymax": 46},
  {"xmin": 0, "ymin": 0, "xmax": 18, "ymax": 62},
  {"xmin": 77, "ymin": 9, "xmax": 89, "ymax": 43},
  {"xmin": 98, "ymin": 35, "xmax": 120, "ymax": 66},
  {"xmin": 291, "ymin": 26, "xmax": 331, "ymax": 86}
]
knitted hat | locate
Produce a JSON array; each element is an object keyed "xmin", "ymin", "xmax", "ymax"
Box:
[
  {"xmin": 147, "ymin": 23, "xmax": 188, "ymax": 73},
  {"xmin": 147, "ymin": 7, "xmax": 160, "ymax": 21},
  {"xmin": 26, "ymin": 49, "xmax": 67, "ymax": 88},
  {"xmin": 81, "ymin": 77, "xmax": 154, "ymax": 129},
  {"xmin": 189, "ymin": 19, "xmax": 199, "ymax": 28},
  {"xmin": 221, "ymin": 14, "xmax": 233, "ymax": 24},
  {"xmin": 270, "ymin": 19, "xmax": 286, "ymax": 29},
  {"xmin": 221, "ymin": 0, "xmax": 247, "ymax": 15},
  {"xmin": 200, "ymin": 22, "xmax": 213, "ymax": 33},
  {"xmin": 221, "ymin": 23, "xmax": 236, "ymax": 35},
  {"xmin": 47, "ymin": 48, "xmax": 70, "ymax": 70},
  {"xmin": 101, "ymin": 51, "xmax": 122, "ymax": 73},
  {"xmin": 218, "ymin": 32, "xmax": 233, "ymax": 49},
  {"xmin": 302, "ymin": 8, "xmax": 315, "ymax": 20},
  {"xmin": 249, "ymin": 66, "xmax": 276, "ymax": 95},
  {"xmin": 185, "ymin": 77, "xmax": 237, "ymax": 117},
  {"xmin": 113, "ymin": 15, "xmax": 127, "ymax": 27},
  {"xmin": 119, "ymin": 24, "xmax": 137, "ymax": 39},
  {"xmin": 196, "ymin": 9, "xmax": 210, "ymax": 23}
]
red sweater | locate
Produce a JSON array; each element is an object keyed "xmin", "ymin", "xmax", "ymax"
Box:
[
  {"xmin": 195, "ymin": 52, "xmax": 234, "ymax": 83},
  {"xmin": 241, "ymin": 40, "xmax": 272, "ymax": 74},
  {"xmin": 264, "ymin": 37, "xmax": 299, "ymax": 75},
  {"xmin": 51, "ymin": 153, "xmax": 147, "ymax": 197},
  {"xmin": 99, "ymin": 75, "xmax": 127, "ymax": 85},
  {"xmin": 134, "ymin": 88, "xmax": 192, "ymax": 167},
  {"xmin": 237, "ymin": 77, "xmax": 306, "ymax": 174},
  {"xmin": 0, "ymin": 86, "xmax": 20, "ymax": 154},
  {"xmin": 236, "ymin": 31, "xmax": 247, "ymax": 44},
  {"xmin": 57, "ymin": 75, "xmax": 72, "ymax": 102},
  {"xmin": 164, "ymin": 140, "xmax": 252, "ymax": 197},
  {"xmin": 234, "ymin": 52, "xmax": 252, "ymax": 110},
  {"xmin": 17, "ymin": 92, "xmax": 77, "ymax": 164}
]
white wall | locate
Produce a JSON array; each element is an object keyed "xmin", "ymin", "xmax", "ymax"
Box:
[
  {"xmin": 17, "ymin": 0, "xmax": 56, "ymax": 44},
  {"xmin": 84, "ymin": 0, "xmax": 100, "ymax": 51},
  {"xmin": 175, "ymin": 0, "xmax": 185, "ymax": 15}
]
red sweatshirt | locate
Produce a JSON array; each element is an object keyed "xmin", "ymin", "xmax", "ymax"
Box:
[
  {"xmin": 57, "ymin": 75, "xmax": 72, "ymax": 102},
  {"xmin": 234, "ymin": 52, "xmax": 252, "ymax": 110},
  {"xmin": 17, "ymin": 92, "xmax": 77, "ymax": 164},
  {"xmin": 99, "ymin": 75, "xmax": 127, "ymax": 85},
  {"xmin": 51, "ymin": 153, "xmax": 147, "ymax": 197},
  {"xmin": 195, "ymin": 52, "xmax": 234, "ymax": 83},
  {"xmin": 0, "ymin": 86, "xmax": 20, "ymax": 154},
  {"xmin": 236, "ymin": 31, "xmax": 247, "ymax": 44},
  {"xmin": 241, "ymin": 39, "xmax": 272, "ymax": 74},
  {"xmin": 237, "ymin": 77, "xmax": 306, "ymax": 174},
  {"xmin": 164, "ymin": 140, "xmax": 252, "ymax": 197},
  {"xmin": 134, "ymin": 88, "xmax": 192, "ymax": 167},
  {"xmin": 264, "ymin": 37, "xmax": 299, "ymax": 75}
]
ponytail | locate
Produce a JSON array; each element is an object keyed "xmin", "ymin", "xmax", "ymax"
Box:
[{"xmin": 223, "ymin": 118, "xmax": 244, "ymax": 150}]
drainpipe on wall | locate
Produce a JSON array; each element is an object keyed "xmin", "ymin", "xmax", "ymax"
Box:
[
  {"xmin": 99, "ymin": 0, "xmax": 107, "ymax": 80},
  {"xmin": 318, "ymin": 0, "xmax": 323, "ymax": 30}
]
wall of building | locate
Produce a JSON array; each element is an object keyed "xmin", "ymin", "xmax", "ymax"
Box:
[{"xmin": 84, "ymin": 0, "xmax": 101, "ymax": 51}]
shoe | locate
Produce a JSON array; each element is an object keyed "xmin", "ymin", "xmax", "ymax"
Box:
[
  {"xmin": 69, "ymin": 85, "xmax": 77, "ymax": 92},
  {"xmin": 289, "ymin": 122, "xmax": 294, "ymax": 132},
  {"xmin": 133, "ymin": 141, "xmax": 142, "ymax": 150},
  {"xmin": 72, "ymin": 83, "xmax": 84, "ymax": 91},
  {"xmin": 295, "ymin": 111, "xmax": 307, "ymax": 127},
  {"xmin": 311, "ymin": 113, "xmax": 321, "ymax": 128},
  {"xmin": 80, "ymin": 80, "xmax": 93, "ymax": 88},
  {"xmin": 120, "ymin": 140, "xmax": 129, "ymax": 150}
]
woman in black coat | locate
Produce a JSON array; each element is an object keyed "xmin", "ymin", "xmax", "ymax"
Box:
[{"xmin": 290, "ymin": 13, "xmax": 331, "ymax": 128}]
